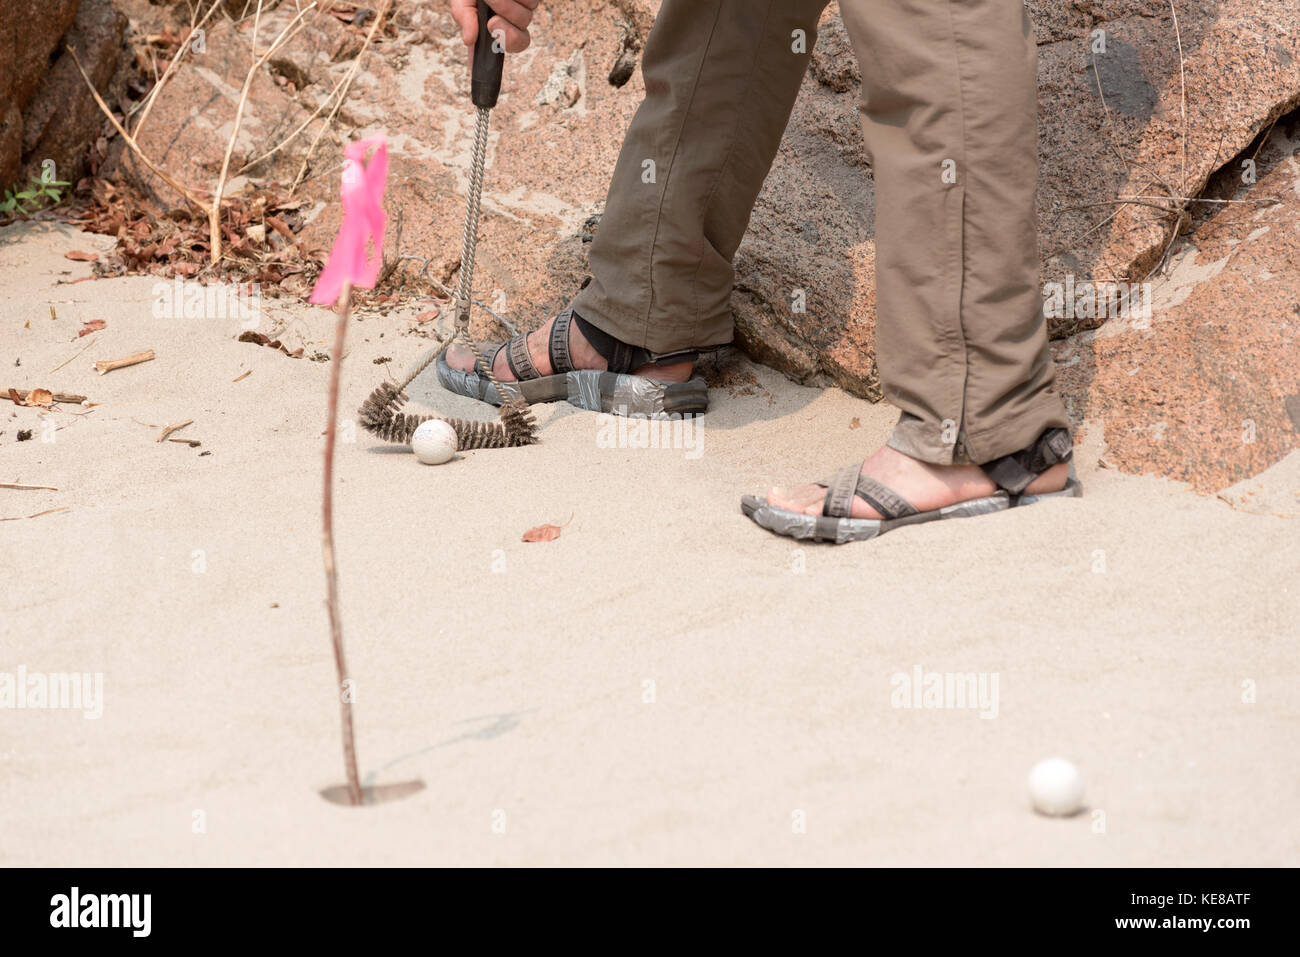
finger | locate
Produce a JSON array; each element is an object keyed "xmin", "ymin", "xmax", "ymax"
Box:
[
  {"xmin": 485, "ymin": 0, "xmax": 535, "ymax": 32},
  {"xmin": 450, "ymin": 0, "xmax": 478, "ymax": 46},
  {"xmin": 486, "ymin": 15, "xmax": 531, "ymax": 53}
]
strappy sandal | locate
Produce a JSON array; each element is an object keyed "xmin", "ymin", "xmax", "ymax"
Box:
[
  {"xmin": 436, "ymin": 308, "xmax": 710, "ymax": 417},
  {"xmin": 741, "ymin": 427, "xmax": 1082, "ymax": 544}
]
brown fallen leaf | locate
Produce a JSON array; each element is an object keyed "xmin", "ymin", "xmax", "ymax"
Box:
[
  {"xmin": 9, "ymin": 387, "xmax": 54, "ymax": 407},
  {"xmin": 521, "ymin": 513, "xmax": 574, "ymax": 543},
  {"xmin": 78, "ymin": 319, "xmax": 106, "ymax": 337},
  {"xmin": 414, "ymin": 309, "xmax": 439, "ymax": 324},
  {"xmin": 238, "ymin": 330, "xmax": 303, "ymax": 358},
  {"xmin": 64, "ymin": 250, "xmax": 99, "ymax": 262},
  {"xmin": 849, "ymin": 417, "xmax": 861, "ymax": 430},
  {"xmin": 8, "ymin": 388, "xmax": 86, "ymax": 404}
]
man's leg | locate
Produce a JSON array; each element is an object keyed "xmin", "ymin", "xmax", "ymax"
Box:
[
  {"xmin": 575, "ymin": 0, "xmax": 832, "ymax": 353},
  {"xmin": 844, "ymin": 0, "xmax": 1069, "ymax": 465},
  {"xmin": 766, "ymin": 0, "xmax": 1070, "ymax": 518},
  {"xmin": 448, "ymin": 0, "xmax": 831, "ymax": 380}
]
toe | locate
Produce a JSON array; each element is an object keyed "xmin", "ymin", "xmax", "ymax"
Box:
[
  {"xmin": 444, "ymin": 342, "xmax": 477, "ymax": 373},
  {"xmin": 445, "ymin": 342, "xmax": 516, "ymax": 382},
  {"xmin": 765, "ymin": 484, "xmax": 829, "ymax": 516}
]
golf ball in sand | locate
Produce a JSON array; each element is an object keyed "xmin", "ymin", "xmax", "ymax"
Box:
[
  {"xmin": 1027, "ymin": 757, "xmax": 1084, "ymax": 816},
  {"xmin": 411, "ymin": 419, "xmax": 457, "ymax": 465}
]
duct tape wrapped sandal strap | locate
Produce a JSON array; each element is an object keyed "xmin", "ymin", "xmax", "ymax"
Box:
[
  {"xmin": 435, "ymin": 308, "xmax": 710, "ymax": 417},
  {"xmin": 740, "ymin": 461, "xmax": 1011, "ymax": 545},
  {"xmin": 980, "ymin": 427, "xmax": 1084, "ymax": 505}
]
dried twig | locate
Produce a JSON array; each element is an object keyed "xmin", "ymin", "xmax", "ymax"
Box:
[
  {"xmin": 0, "ymin": 483, "xmax": 59, "ymax": 491},
  {"xmin": 48, "ymin": 335, "xmax": 99, "ymax": 375},
  {"xmin": 0, "ymin": 506, "xmax": 69, "ymax": 523},
  {"xmin": 1169, "ymin": 0, "xmax": 1189, "ymax": 194},
  {"xmin": 131, "ymin": 0, "xmax": 225, "ymax": 137},
  {"xmin": 211, "ymin": 2, "xmax": 318, "ymax": 262},
  {"xmin": 235, "ymin": 72, "xmax": 352, "ymax": 176},
  {"xmin": 93, "ymin": 349, "xmax": 156, "ymax": 375},
  {"xmin": 6, "ymin": 389, "xmax": 87, "ymax": 404},
  {"xmin": 291, "ymin": 0, "xmax": 393, "ymax": 192},
  {"xmin": 68, "ymin": 46, "xmax": 212, "ymax": 215},
  {"xmin": 157, "ymin": 418, "xmax": 194, "ymax": 442}
]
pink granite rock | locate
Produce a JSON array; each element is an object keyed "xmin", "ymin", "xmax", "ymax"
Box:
[{"xmin": 1053, "ymin": 114, "xmax": 1300, "ymax": 493}]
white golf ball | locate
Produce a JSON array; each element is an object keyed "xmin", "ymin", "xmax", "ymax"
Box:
[
  {"xmin": 411, "ymin": 419, "xmax": 457, "ymax": 465},
  {"xmin": 1027, "ymin": 757, "xmax": 1085, "ymax": 816}
]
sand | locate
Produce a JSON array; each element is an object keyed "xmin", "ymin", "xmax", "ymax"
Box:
[{"xmin": 1, "ymin": 221, "xmax": 1297, "ymax": 866}]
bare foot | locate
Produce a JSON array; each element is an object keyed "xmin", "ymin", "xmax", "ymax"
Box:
[
  {"xmin": 764, "ymin": 445, "xmax": 1069, "ymax": 519},
  {"xmin": 445, "ymin": 313, "xmax": 695, "ymax": 383}
]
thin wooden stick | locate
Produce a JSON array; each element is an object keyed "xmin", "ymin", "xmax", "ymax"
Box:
[
  {"xmin": 236, "ymin": 59, "xmax": 359, "ymax": 176},
  {"xmin": 210, "ymin": 2, "xmax": 317, "ymax": 263},
  {"xmin": 291, "ymin": 0, "xmax": 393, "ymax": 193},
  {"xmin": 0, "ymin": 506, "xmax": 69, "ymax": 522},
  {"xmin": 93, "ymin": 349, "xmax": 155, "ymax": 375},
  {"xmin": 0, "ymin": 483, "xmax": 59, "ymax": 491},
  {"xmin": 1168, "ymin": 0, "xmax": 1188, "ymax": 195},
  {"xmin": 67, "ymin": 46, "xmax": 212, "ymax": 215},
  {"xmin": 322, "ymin": 280, "xmax": 362, "ymax": 807},
  {"xmin": 156, "ymin": 418, "xmax": 194, "ymax": 442},
  {"xmin": 131, "ymin": 0, "xmax": 225, "ymax": 137},
  {"xmin": 48, "ymin": 335, "xmax": 99, "ymax": 374},
  {"xmin": 7, "ymin": 389, "xmax": 87, "ymax": 404}
]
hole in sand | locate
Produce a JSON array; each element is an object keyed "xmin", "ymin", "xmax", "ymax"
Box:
[{"xmin": 319, "ymin": 779, "xmax": 426, "ymax": 807}]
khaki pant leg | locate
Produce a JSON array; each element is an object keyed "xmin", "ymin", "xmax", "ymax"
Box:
[
  {"xmin": 574, "ymin": 0, "xmax": 831, "ymax": 354},
  {"xmin": 839, "ymin": 0, "xmax": 1070, "ymax": 464}
]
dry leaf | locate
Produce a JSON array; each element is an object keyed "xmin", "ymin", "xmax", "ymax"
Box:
[
  {"xmin": 24, "ymin": 388, "xmax": 54, "ymax": 407},
  {"xmin": 64, "ymin": 250, "xmax": 99, "ymax": 262},
  {"xmin": 238, "ymin": 330, "xmax": 303, "ymax": 358},
  {"xmin": 78, "ymin": 319, "xmax": 106, "ymax": 337},
  {"xmin": 414, "ymin": 309, "xmax": 439, "ymax": 324},
  {"xmin": 521, "ymin": 514, "xmax": 573, "ymax": 543},
  {"xmin": 849, "ymin": 417, "xmax": 860, "ymax": 430}
]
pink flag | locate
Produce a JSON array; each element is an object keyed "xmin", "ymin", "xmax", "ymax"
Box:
[{"xmin": 310, "ymin": 136, "xmax": 389, "ymax": 305}]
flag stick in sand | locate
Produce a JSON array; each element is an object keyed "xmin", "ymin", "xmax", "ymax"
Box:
[
  {"xmin": 321, "ymin": 279, "xmax": 361, "ymax": 807},
  {"xmin": 311, "ymin": 136, "xmax": 390, "ymax": 807}
]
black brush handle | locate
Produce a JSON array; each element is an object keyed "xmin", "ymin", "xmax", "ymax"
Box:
[{"xmin": 472, "ymin": 2, "xmax": 505, "ymax": 109}]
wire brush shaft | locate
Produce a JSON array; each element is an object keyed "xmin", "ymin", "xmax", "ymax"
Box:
[{"xmin": 358, "ymin": 381, "xmax": 537, "ymax": 449}]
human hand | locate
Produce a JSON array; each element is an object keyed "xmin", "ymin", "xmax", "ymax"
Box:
[{"xmin": 449, "ymin": 0, "xmax": 540, "ymax": 54}]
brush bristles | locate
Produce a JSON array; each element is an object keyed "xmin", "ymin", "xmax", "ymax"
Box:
[{"xmin": 358, "ymin": 382, "xmax": 538, "ymax": 449}]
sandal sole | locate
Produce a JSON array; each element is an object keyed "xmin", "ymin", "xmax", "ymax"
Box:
[
  {"xmin": 740, "ymin": 493, "xmax": 1011, "ymax": 545},
  {"xmin": 741, "ymin": 473, "xmax": 1085, "ymax": 545},
  {"xmin": 436, "ymin": 357, "xmax": 708, "ymax": 417}
]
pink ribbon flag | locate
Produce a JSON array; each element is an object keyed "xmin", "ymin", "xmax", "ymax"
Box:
[{"xmin": 310, "ymin": 136, "xmax": 389, "ymax": 305}]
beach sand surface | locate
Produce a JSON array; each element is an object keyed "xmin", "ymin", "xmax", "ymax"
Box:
[{"xmin": 2, "ymin": 222, "xmax": 1297, "ymax": 866}]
